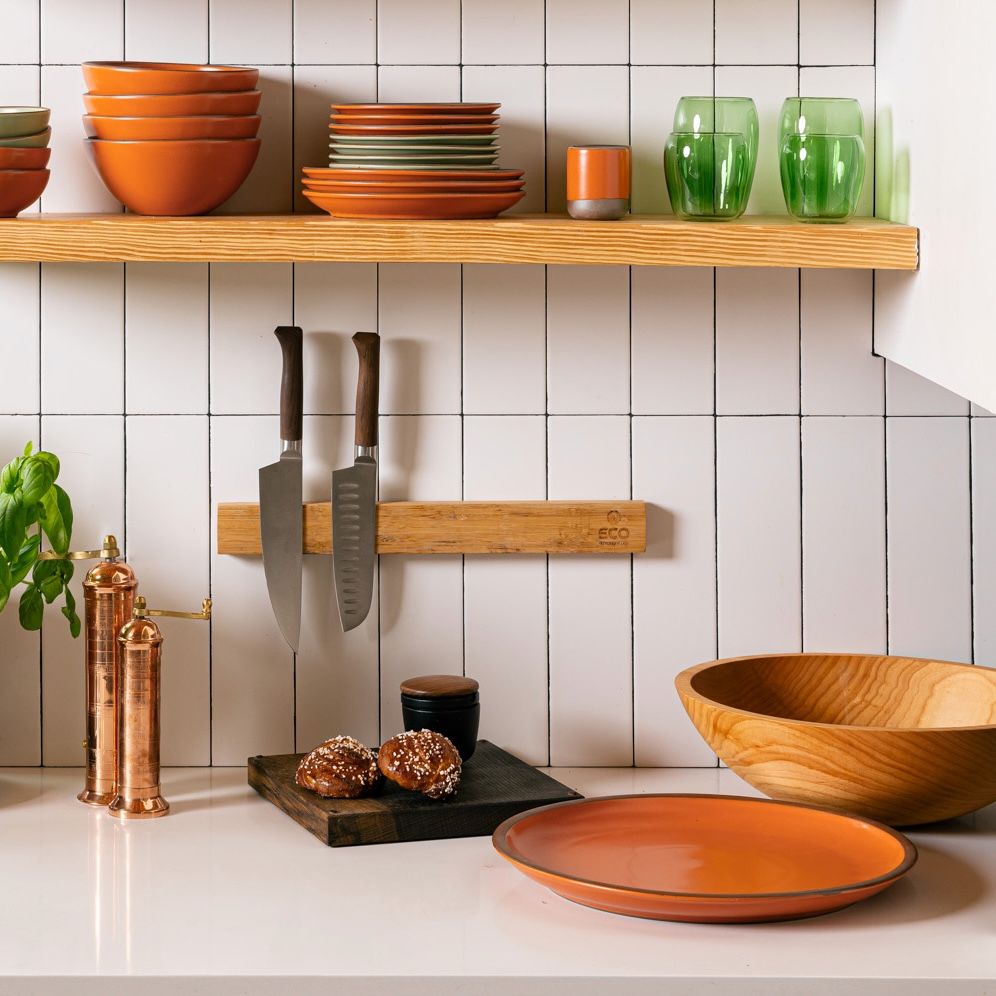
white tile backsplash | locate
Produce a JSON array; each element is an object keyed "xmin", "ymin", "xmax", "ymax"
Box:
[{"xmin": 0, "ymin": 0, "xmax": 983, "ymax": 770}]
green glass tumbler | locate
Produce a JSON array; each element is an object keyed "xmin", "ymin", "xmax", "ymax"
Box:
[
  {"xmin": 673, "ymin": 96, "xmax": 759, "ymax": 173},
  {"xmin": 665, "ymin": 131, "xmax": 753, "ymax": 220},
  {"xmin": 778, "ymin": 98, "xmax": 866, "ymax": 222}
]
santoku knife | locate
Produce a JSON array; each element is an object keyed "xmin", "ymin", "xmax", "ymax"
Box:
[
  {"xmin": 259, "ymin": 325, "xmax": 303, "ymax": 652},
  {"xmin": 332, "ymin": 331, "xmax": 380, "ymax": 632}
]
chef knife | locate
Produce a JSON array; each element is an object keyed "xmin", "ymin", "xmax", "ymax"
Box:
[
  {"xmin": 259, "ymin": 325, "xmax": 303, "ymax": 652},
  {"xmin": 333, "ymin": 331, "xmax": 380, "ymax": 632}
]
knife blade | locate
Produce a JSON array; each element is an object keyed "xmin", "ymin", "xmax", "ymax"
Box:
[
  {"xmin": 259, "ymin": 325, "xmax": 303, "ymax": 652},
  {"xmin": 332, "ymin": 331, "xmax": 380, "ymax": 632}
]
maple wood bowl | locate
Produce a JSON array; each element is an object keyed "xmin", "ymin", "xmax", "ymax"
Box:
[
  {"xmin": 82, "ymin": 61, "xmax": 258, "ymax": 96},
  {"xmin": 83, "ymin": 90, "xmax": 262, "ymax": 117},
  {"xmin": 87, "ymin": 138, "xmax": 260, "ymax": 215},
  {"xmin": 0, "ymin": 168, "xmax": 50, "ymax": 217},
  {"xmin": 676, "ymin": 653, "xmax": 996, "ymax": 826}
]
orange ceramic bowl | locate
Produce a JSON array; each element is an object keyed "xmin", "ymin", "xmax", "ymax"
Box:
[
  {"xmin": 84, "ymin": 114, "xmax": 261, "ymax": 141},
  {"xmin": 0, "ymin": 146, "xmax": 50, "ymax": 169},
  {"xmin": 82, "ymin": 62, "xmax": 259, "ymax": 96},
  {"xmin": 0, "ymin": 168, "xmax": 50, "ymax": 217},
  {"xmin": 87, "ymin": 138, "xmax": 260, "ymax": 215},
  {"xmin": 494, "ymin": 794, "xmax": 917, "ymax": 924},
  {"xmin": 83, "ymin": 90, "xmax": 262, "ymax": 117}
]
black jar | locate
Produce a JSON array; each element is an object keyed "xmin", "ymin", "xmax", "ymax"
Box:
[{"xmin": 400, "ymin": 675, "xmax": 480, "ymax": 761}]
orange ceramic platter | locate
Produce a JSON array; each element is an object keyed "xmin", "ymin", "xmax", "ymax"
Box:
[
  {"xmin": 303, "ymin": 188, "xmax": 525, "ymax": 220},
  {"xmin": 331, "ymin": 102, "xmax": 500, "ymax": 115},
  {"xmin": 330, "ymin": 123, "xmax": 498, "ymax": 136},
  {"xmin": 493, "ymin": 794, "xmax": 916, "ymax": 924},
  {"xmin": 303, "ymin": 167, "xmax": 523, "ymax": 182},
  {"xmin": 330, "ymin": 114, "xmax": 500, "ymax": 127}
]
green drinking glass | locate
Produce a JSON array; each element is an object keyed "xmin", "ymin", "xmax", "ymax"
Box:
[
  {"xmin": 673, "ymin": 96, "xmax": 759, "ymax": 175},
  {"xmin": 778, "ymin": 98, "xmax": 866, "ymax": 222},
  {"xmin": 664, "ymin": 131, "xmax": 753, "ymax": 220}
]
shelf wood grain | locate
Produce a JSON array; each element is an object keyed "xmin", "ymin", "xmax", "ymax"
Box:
[
  {"xmin": 0, "ymin": 213, "xmax": 918, "ymax": 269},
  {"xmin": 217, "ymin": 500, "xmax": 646, "ymax": 555}
]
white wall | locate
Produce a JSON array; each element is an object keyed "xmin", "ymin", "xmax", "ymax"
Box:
[{"xmin": 0, "ymin": 0, "xmax": 987, "ymax": 769}]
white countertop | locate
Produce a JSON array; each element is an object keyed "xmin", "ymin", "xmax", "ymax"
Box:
[{"xmin": 0, "ymin": 766, "xmax": 994, "ymax": 996}]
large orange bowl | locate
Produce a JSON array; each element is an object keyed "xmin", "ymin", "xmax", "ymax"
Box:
[
  {"xmin": 677, "ymin": 653, "xmax": 996, "ymax": 825},
  {"xmin": 0, "ymin": 168, "xmax": 50, "ymax": 217},
  {"xmin": 0, "ymin": 146, "xmax": 50, "ymax": 169},
  {"xmin": 83, "ymin": 90, "xmax": 262, "ymax": 117},
  {"xmin": 84, "ymin": 114, "xmax": 261, "ymax": 141},
  {"xmin": 82, "ymin": 62, "xmax": 258, "ymax": 96},
  {"xmin": 87, "ymin": 138, "xmax": 260, "ymax": 215},
  {"xmin": 494, "ymin": 795, "xmax": 916, "ymax": 923}
]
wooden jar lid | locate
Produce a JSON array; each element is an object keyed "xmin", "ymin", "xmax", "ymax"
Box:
[{"xmin": 400, "ymin": 674, "xmax": 479, "ymax": 699}]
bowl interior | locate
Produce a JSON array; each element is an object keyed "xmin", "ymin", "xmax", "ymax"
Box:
[{"xmin": 689, "ymin": 654, "xmax": 996, "ymax": 730}]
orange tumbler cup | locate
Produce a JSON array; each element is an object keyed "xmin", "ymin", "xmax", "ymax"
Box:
[{"xmin": 566, "ymin": 145, "xmax": 631, "ymax": 220}]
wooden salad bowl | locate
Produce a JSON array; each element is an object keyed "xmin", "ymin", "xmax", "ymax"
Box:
[{"xmin": 676, "ymin": 653, "xmax": 996, "ymax": 826}]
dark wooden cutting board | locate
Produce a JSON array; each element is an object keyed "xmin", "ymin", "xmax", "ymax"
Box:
[{"xmin": 248, "ymin": 740, "xmax": 583, "ymax": 847}]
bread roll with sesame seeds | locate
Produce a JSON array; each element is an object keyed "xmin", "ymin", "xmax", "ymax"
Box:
[
  {"xmin": 377, "ymin": 729, "xmax": 462, "ymax": 800},
  {"xmin": 295, "ymin": 736, "xmax": 382, "ymax": 799}
]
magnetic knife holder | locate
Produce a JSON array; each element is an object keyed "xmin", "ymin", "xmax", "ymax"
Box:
[{"xmin": 216, "ymin": 501, "xmax": 646, "ymax": 555}]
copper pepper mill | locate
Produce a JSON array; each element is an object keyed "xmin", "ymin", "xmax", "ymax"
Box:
[
  {"xmin": 109, "ymin": 595, "xmax": 211, "ymax": 820},
  {"xmin": 69, "ymin": 535, "xmax": 138, "ymax": 807}
]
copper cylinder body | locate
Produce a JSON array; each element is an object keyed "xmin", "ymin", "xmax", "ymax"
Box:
[
  {"xmin": 79, "ymin": 559, "xmax": 137, "ymax": 806},
  {"xmin": 109, "ymin": 616, "xmax": 168, "ymax": 819}
]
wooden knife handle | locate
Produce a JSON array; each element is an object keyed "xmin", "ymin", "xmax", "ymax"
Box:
[
  {"xmin": 353, "ymin": 331, "xmax": 380, "ymax": 448},
  {"xmin": 275, "ymin": 326, "xmax": 303, "ymax": 443}
]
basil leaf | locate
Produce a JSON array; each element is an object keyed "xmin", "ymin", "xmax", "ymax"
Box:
[
  {"xmin": 10, "ymin": 535, "xmax": 40, "ymax": 586},
  {"xmin": 33, "ymin": 450, "xmax": 60, "ymax": 480},
  {"xmin": 39, "ymin": 573, "xmax": 62, "ymax": 604},
  {"xmin": 0, "ymin": 493, "xmax": 27, "ymax": 560},
  {"xmin": 32, "ymin": 558, "xmax": 60, "ymax": 582},
  {"xmin": 19, "ymin": 458, "xmax": 54, "ymax": 506},
  {"xmin": 0, "ymin": 456, "xmax": 22, "ymax": 494},
  {"xmin": 62, "ymin": 587, "xmax": 80, "ymax": 639},
  {"xmin": 18, "ymin": 584, "xmax": 43, "ymax": 630},
  {"xmin": 39, "ymin": 485, "xmax": 72, "ymax": 556},
  {"xmin": 0, "ymin": 558, "xmax": 10, "ymax": 614},
  {"xmin": 22, "ymin": 441, "xmax": 32, "ymax": 457}
]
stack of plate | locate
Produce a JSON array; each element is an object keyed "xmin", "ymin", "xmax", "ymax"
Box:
[{"xmin": 304, "ymin": 102, "xmax": 525, "ymax": 219}]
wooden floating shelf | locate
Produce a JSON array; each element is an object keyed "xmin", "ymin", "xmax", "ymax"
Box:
[
  {"xmin": 0, "ymin": 213, "xmax": 918, "ymax": 269},
  {"xmin": 217, "ymin": 500, "xmax": 646, "ymax": 555}
]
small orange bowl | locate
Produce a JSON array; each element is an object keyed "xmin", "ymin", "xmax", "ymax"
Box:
[
  {"xmin": 82, "ymin": 61, "xmax": 259, "ymax": 96},
  {"xmin": 83, "ymin": 114, "xmax": 261, "ymax": 141},
  {"xmin": 87, "ymin": 138, "xmax": 260, "ymax": 215},
  {"xmin": 0, "ymin": 146, "xmax": 50, "ymax": 169},
  {"xmin": 0, "ymin": 168, "xmax": 50, "ymax": 217},
  {"xmin": 83, "ymin": 90, "xmax": 262, "ymax": 117}
]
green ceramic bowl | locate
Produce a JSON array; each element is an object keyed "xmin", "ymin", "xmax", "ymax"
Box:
[
  {"xmin": 0, "ymin": 108, "xmax": 50, "ymax": 139},
  {"xmin": 0, "ymin": 127, "xmax": 52, "ymax": 148}
]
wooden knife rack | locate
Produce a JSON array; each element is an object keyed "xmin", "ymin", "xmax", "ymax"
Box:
[{"xmin": 216, "ymin": 501, "xmax": 646, "ymax": 555}]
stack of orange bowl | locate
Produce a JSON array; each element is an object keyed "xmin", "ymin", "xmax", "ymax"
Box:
[
  {"xmin": 303, "ymin": 102, "xmax": 525, "ymax": 219},
  {"xmin": 0, "ymin": 106, "xmax": 51, "ymax": 217},
  {"xmin": 81, "ymin": 61, "xmax": 262, "ymax": 215}
]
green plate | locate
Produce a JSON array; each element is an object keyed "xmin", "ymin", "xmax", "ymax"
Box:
[
  {"xmin": 329, "ymin": 143, "xmax": 501, "ymax": 154},
  {"xmin": 329, "ymin": 133, "xmax": 498, "ymax": 146}
]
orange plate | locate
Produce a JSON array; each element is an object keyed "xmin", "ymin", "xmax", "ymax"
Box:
[
  {"xmin": 83, "ymin": 61, "xmax": 258, "ymax": 96},
  {"xmin": 84, "ymin": 114, "xmax": 261, "ymax": 141},
  {"xmin": 329, "ymin": 114, "xmax": 499, "ymax": 127},
  {"xmin": 303, "ymin": 179, "xmax": 525, "ymax": 194},
  {"xmin": 330, "ymin": 123, "xmax": 498, "ymax": 136},
  {"xmin": 303, "ymin": 189, "xmax": 524, "ymax": 220},
  {"xmin": 0, "ymin": 168, "xmax": 50, "ymax": 217},
  {"xmin": 331, "ymin": 102, "xmax": 500, "ymax": 115},
  {"xmin": 493, "ymin": 794, "xmax": 916, "ymax": 924},
  {"xmin": 83, "ymin": 90, "xmax": 262, "ymax": 117},
  {"xmin": 303, "ymin": 167, "xmax": 523, "ymax": 182}
]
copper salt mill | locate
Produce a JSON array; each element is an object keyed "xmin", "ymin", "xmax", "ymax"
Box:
[
  {"xmin": 109, "ymin": 595, "xmax": 211, "ymax": 820},
  {"xmin": 54, "ymin": 535, "xmax": 138, "ymax": 807}
]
